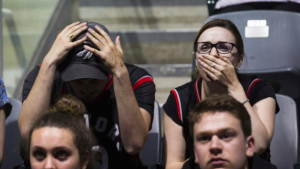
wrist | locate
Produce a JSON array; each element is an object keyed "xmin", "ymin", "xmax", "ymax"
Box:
[
  {"xmin": 42, "ymin": 57, "xmax": 58, "ymax": 71},
  {"xmin": 227, "ymin": 82, "xmax": 243, "ymax": 92},
  {"xmin": 111, "ymin": 63, "xmax": 127, "ymax": 77}
]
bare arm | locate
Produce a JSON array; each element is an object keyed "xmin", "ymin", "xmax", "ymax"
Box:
[
  {"xmin": 84, "ymin": 27, "xmax": 152, "ymax": 154},
  {"xmin": 164, "ymin": 113, "xmax": 187, "ymax": 169},
  {"xmin": 113, "ymin": 68, "xmax": 152, "ymax": 154},
  {"xmin": 18, "ymin": 61, "xmax": 56, "ymax": 137},
  {"xmin": 229, "ymin": 85, "xmax": 275, "ymax": 153},
  {"xmin": 0, "ymin": 109, "xmax": 5, "ymax": 167},
  {"xmin": 18, "ymin": 22, "xmax": 88, "ymax": 137}
]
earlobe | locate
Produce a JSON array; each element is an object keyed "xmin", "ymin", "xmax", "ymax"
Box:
[
  {"xmin": 237, "ymin": 58, "xmax": 243, "ymax": 69},
  {"xmin": 193, "ymin": 51, "xmax": 196, "ymax": 59},
  {"xmin": 245, "ymin": 136, "xmax": 255, "ymax": 158}
]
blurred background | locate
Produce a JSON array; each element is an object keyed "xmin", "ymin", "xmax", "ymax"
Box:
[{"xmin": 1, "ymin": 0, "xmax": 208, "ymax": 105}]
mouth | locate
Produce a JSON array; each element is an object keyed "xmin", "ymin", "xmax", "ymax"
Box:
[{"xmin": 208, "ymin": 158, "xmax": 227, "ymax": 165}]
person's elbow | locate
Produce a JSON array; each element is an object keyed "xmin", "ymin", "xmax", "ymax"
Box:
[
  {"xmin": 124, "ymin": 135, "xmax": 147, "ymax": 155},
  {"xmin": 255, "ymin": 139, "xmax": 269, "ymax": 154}
]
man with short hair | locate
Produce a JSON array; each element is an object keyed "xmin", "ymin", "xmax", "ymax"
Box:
[
  {"xmin": 18, "ymin": 21, "xmax": 155, "ymax": 169},
  {"xmin": 183, "ymin": 94, "xmax": 277, "ymax": 169}
]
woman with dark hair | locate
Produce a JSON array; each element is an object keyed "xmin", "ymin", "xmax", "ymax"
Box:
[
  {"xmin": 163, "ymin": 19, "xmax": 279, "ymax": 169},
  {"xmin": 20, "ymin": 95, "xmax": 96, "ymax": 169}
]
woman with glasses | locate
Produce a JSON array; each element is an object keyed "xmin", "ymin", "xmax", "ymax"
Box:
[{"xmin": 163, "ymin": 19, "xmax": 279, "ymax": 169}]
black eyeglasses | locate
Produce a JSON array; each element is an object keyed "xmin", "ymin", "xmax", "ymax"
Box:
[{"xmin": 195, "ymin": 42, "xmax": 237, "ymax": 54}]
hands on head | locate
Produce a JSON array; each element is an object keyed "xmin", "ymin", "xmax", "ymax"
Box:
[{"xmin": 45, "ymin": 21, "xmax": 124, "ymax": 75}]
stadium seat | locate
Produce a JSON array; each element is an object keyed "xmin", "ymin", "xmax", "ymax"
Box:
[
  {"xmin": 2, "ymin": 98, "xmax": 23, "ymax": 168},
  {"xmin": 204, "ymin": 10, "xmax": 300, "ymax": 102},
  {"xmin": 270, "ymin": 94, "xmax": 299, "ymax": 169},
  {"xmin": 140, "ymin": 100, "xmax": 164, "ymax": 168}
]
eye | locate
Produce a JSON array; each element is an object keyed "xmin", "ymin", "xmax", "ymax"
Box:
[
  {"xmin": 200, "ymin": 44, "xmax": 211, "ymax": 50},
  {"xmin": 33, "ymin": 151, "xmax": 46, "ymax": 161},
  {"xmin": 220, "ymin": 132, "xmax": 234, "ymax": 140},
  {"xmin": 55, "ymin": 151, "xmax": 69, "ymax": 161},
  {"xmin": 197, "ymin": 135, "xmax": 211, "ymax": 143},
  {"xmin": 217, "ymin": 43, "xmax": 231, "ymax": 52}
]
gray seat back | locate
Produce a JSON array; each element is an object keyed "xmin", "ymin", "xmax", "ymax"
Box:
[
  {"xmin": 140, "ymin": 100, "xmax": 163, "ymax": 168},
  {"xmin": 270, "ymin": 94, "xmax": 299, "ymax": 169},
  {"xmin": 206, "ymin": 11, "xmax": 300, "ymax": 99},
  {"xmin": 2, "ymin": 98, "xmax": 23, "ymax": 168}
]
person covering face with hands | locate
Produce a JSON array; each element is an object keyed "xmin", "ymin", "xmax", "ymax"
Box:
[
  {"xmin": 163, "ymin": 19, "xmax": 279, "ymax": 169},
  {"xmin": 19, "ymin": 21, "xmax": 155, "ymax": 169}
]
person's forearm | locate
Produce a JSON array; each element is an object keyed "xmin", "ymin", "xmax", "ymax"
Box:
[
  {"xmin": 228, "ymin": 84, "xmax": 269, "ymax": 154},
  {"xmin": 165, "ymin": 162, "xmax": 185, "ymax": 169},
  {"xmin": 112, "ymin": 66, "xmax": 148, "ymax": 154},
  {"xmin": 18, "ymin": 59, "xmax": 56, "ymax": 137},
  {"xmin": 0, "ymin": 109, "xmax": 5, "ymax": 167}
]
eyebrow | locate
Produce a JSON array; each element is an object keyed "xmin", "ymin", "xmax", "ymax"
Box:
[
  {"xmin": 196, "ymin": 127, "xmax": 236, "ymax": 136},
  {"xmin": 31, "ymin": 146, "xmax": 44, "ymax": 150},
  {"xmin": 31, "ymin": 146, "xmax": 72, "ymax": 152},
  {"xmin": 52, "ymin": 146, "xmax": 72, "ymax": 152},
  {"xmin": 198, "ymin": 41, "xmax": 231, "ymax": 43}
]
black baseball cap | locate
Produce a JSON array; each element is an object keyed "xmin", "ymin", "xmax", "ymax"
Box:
[{"xmin": 60, "ymin": 21, "xmax": 110, "ymax": 82}]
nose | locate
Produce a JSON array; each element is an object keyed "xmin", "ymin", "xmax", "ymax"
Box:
[
  {"xmin": 44, "ymin": 156, "xmax": 56, "ymax": 169},
  {"xmin": 209, "ymin": 135, "xmax": 222, "ymax": 155},
  {"xmin": 209, "ymin": 47, "xmax": 220, "ymax": 58}
]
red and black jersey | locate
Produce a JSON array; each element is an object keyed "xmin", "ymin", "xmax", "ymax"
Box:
[
  {"xmin": 163, "ymin": 74, "xmax": 279, "ymax": 161},
  {"xmin": 23, "ymin": 63, "xmax": 155, "ymax": 169}
]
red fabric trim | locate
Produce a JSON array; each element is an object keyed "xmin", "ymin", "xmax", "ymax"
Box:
[
  {"xmin": 171, "ymin": 89, "xmax": 182, "ymax": 122},
  {"xmin": 247, "ymin": 79, "xmax": 262, "ymax": 98},
  {"xmin": 132, "ymin": 76, "xmax": 154, "ymax": 91},
  {"xmin": 194, "ymin": 77, "xmax": 202, "ymax": 103},
  {"xmin": 39, "ymin": 64, "xmax": 41, "ymax": 67},
  {"xmin": 105, "ymin": 74, "xmax": 113, "ymax": 91}
]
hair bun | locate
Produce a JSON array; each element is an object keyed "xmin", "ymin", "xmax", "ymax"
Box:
[{"xmin": 49, "ymin": 95, "xmax": 86, "ymax": 116}]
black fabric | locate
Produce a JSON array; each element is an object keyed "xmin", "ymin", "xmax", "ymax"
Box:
[
  {"xmin": 163, "ymin": 74, "xmax": 279, "ymax": 161},
  {"xmin": 22, "ymin": 63, "xmax": 155, "ymax": 169},
  {"xmin": 3, "ymin": 103, "xmax": 12, "ymax": 119},
  {"xmin": 182, "ymin": 154, "xmax": 277, "ymax": 169},
  {"xmin": 213, "ymin": 2, "xmax": 300, "ymax": 15}
]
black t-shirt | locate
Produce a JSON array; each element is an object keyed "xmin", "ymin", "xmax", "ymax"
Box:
[
  {"xmin": 23, "ymin": 63, "xmax": 156, "ymax": 169},
  {"xmin": 182, "ymin": 154, "xmax": 277, "ymax": 169},
  {"xmin": 163, "ymin": 74, "xmax": 279, "ymax": 161}
]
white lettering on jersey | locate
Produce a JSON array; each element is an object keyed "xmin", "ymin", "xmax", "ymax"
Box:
[
  {"xmin": 95, "ymin": 117, "xmax": 108, "ymax": 132},
  {"xmin": 84, "ymin": 114, "xmax": 90, "ymax": 128},
  {"xmin": 108, "ymin": 124, "xmax": 122, "ymax": 151},
  {"xmin": 93, "ymin": 146, "xmax": 108, "ymax": 169},
  {"xmin": 108, "ymin": 123, "xmax": 119, "ymax": 141}
]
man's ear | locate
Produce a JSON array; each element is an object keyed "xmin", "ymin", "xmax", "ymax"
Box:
[
  {"xmin": 194, "ymin": 145, "xmax": 199, "ymax": 163},
  {"xmin": 245, "ymin": 136, "xmax": 255, "ymax": 158}
]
